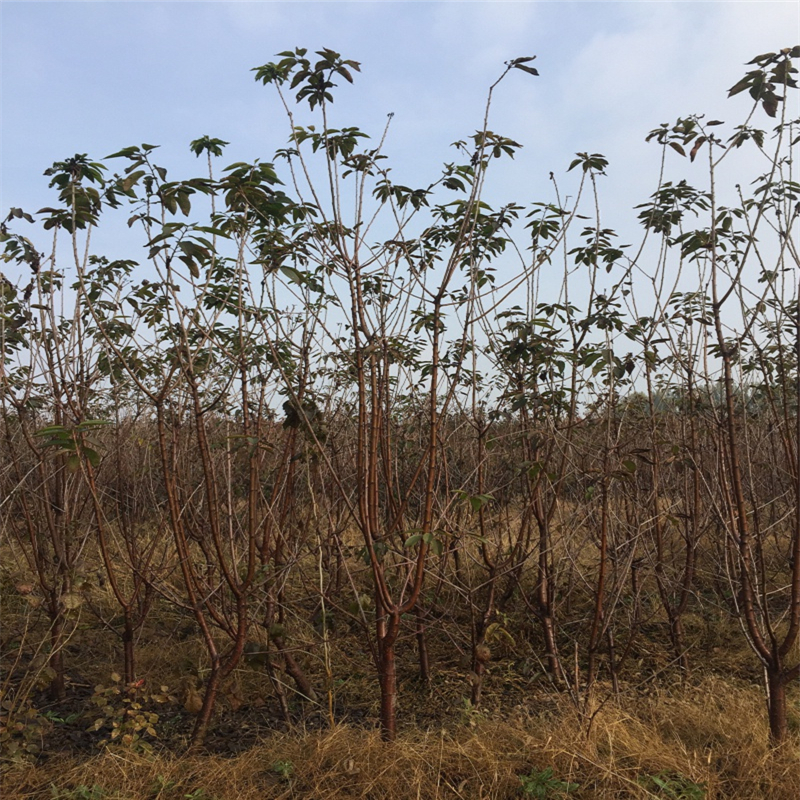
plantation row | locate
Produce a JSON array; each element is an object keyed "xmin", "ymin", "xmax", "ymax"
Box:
[{"xmin": 1, "ymin": 46, "xmax": 798, "ymax": 759}]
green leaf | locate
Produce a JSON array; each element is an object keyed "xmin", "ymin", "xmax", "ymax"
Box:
[
  {"xmin": 746, "ymin": 52, "xmax": 776, "ymax": 65},
  {"xmin": 35, "ymin": 425, "xmax": 69, "ymax": 436},
  {"xmin": 762, "ymin": 95, "xmax": 779, "ymax": 117},
  {"xmin": 38, "ymin": 438, "xmax": 71, "ymax": 449},
  {"xmin": 83, "ymin": 448, "xmax": 101, "ymax": 467},
  {"xmin": 728, "ymin": 73, "xmax": 756, "ymax": 97},
  {"xmin": 527, "ymin": 462, "xmax": 543, "ymax": 480},
  {"xmin": 280, "ymin": 266, "xmax": 303, "ymax": 285},
  {"xmin": 176, "ymin": 191, "xmax": 191, "ymax": 217},
  {"xmin": 429, "ymin": 537, "xmax": 443, "ymax": 557},
  {"xmin": 122, "ymin": 171, "xmax": 145, "ymax": 191},
  {"xmin": 105, "ymin": 146, "xmax": 141, "ymax": 159}
]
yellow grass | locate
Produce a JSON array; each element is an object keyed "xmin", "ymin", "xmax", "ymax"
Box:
[{"xmin": 3, "ymin": 675, "xmax": 797, "ymax": 800}]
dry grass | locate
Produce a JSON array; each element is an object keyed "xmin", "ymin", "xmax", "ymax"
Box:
[
  {"xmin": 2, "ymin": 531, "xmax": 798, "ymax": 800},
  {"xmin": 3, "ymin": 676, "xmax": 797, "ymax": 800}
]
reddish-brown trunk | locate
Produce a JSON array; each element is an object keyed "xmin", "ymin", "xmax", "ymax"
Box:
[
  {"xmin": 189, "ymin": 666, "xmax": 222, "ymax": 749},
  {"xmin": 415, "ymin": 609, "xmax": 431, "ymax": 684},
  {"xmin": 48, "ymin": 600, "xmax": 66, "ymax": 701},
  {"xmin": 533, "ymin": 508, "xmax": 562, "ymax": 683},
  {"xmin": 587, "ymin": 480, "xmax": 609, "ymax": 690},
  {"xmin": 122, "ymin": 615, "xmax": 135, "ymax": 685},
  {"xmin": 274, "ymin": 636, "xmax": 317, "ymax": 701},
  {"xmin": 606, "ymin": 628, "xmax": 620, "ymax": 697},
  {"xmin": 378, "ymin": 642, "xmax": 397, "ymax": 741},
  {"xmin": 669, "ymin": 615, "xmax": 689, "ymax": 675},
  {"xmin": 767, "ymin": 668, "xmax": 788, "ymax": 744},
  {"xmin": 471, "ymin": 661, "xmax": 485, "ymax": 707},
  {"xmin": 542, "ymin": 615, "xmax": 562, "ymax": 681},
  {"xmin": 264, "ymin": 656, "xmax": 292, "ymax": 723}
]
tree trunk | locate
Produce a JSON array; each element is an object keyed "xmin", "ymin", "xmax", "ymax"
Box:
[
  {"xmin": 122, "ymin": 614, "xmax": 135, "ymax": 685},
  {"xmin": 378, "ymin": 641, "xmax": 397, "ymax": 741},
  {"xmin": 541, "ymin": 608, "xmax": 562, "ymax": 682},
  {"xmin": 274, "ymin": 635, "xmax": 317, "ymax": 701},
  {"xmin": 189, "ymin": 666, "xmax": 221, "ymax": 749},
  {"xmin": 767, "ymin": 667, "xmax": 788, "ymax": 744},
  {"xmin": 264, "ymin": 656, "xmax": 292, "ymax": 723},
  {"xmin": 48, "ymin": 600, "xmax": 66, "ymax": 701},
  {"xmin": 415, "ymin": 608, "xmax": 431, "ymax": 684},
  {"xmin": 377, "ymin": 610, "xmax": 400, "ymax": 741},
  {"xmin": 669, "ymin": 615, "xmax": 689, "ymax": 675}
]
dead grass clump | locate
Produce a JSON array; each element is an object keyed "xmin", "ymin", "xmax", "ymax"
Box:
[
  {"xmin": 4, "ymin": 685, "xmax": 798, "ymax": 800},
  {"xmin": 516, "ymin": 679, "xmax": 800, "ymax": 800},
  {"xmin": 637, "ymin": 675, "xmax": 799, "ymax": 799},
  {"xmin": 3, "ymin": 726, "xmax": 527, "ymax": 800}
]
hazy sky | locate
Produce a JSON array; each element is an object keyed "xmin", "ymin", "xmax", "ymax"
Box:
[{"xmin": 1, "ymin": 1, "xmax": 799, "ymax": 281}]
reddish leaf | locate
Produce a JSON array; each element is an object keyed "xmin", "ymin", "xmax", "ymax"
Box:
[{"xmin": 690, "ymin": 137, "xmax": 707, "ymax": 162}]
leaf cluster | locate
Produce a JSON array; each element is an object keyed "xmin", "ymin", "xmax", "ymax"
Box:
[
  {"xmin": 253, "ymin": 47, "xmax": 361, "ymax": 109},
  {"xmin": 728, "ymin": 46, "xmax": 800, "ymax": 117}
]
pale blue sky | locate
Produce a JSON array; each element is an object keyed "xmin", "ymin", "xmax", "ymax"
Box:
[{"xmin": 1, "ymin": 1, "xmax": 798, "ymax": 278}]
